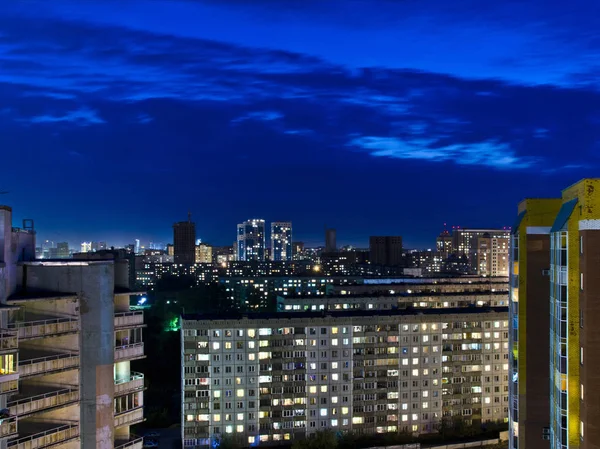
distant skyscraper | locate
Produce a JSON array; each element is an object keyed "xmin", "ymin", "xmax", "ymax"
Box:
[
  {"xmin": 195, "ymin": 243, "xmax": 213, "ymax": 264},
  {"xmin": 325, "ymin": 228, "xmax": 336, "ymax": 252},
  {"xmin": 134, "ymin": 239, "xmax": 140, "ymax": 254},
  {"xmin": 369, "ymin": 236, "xmax": 403, "ymax": 266},
  {"xmin": 271, "ymin": 222, "xmax": 292, "ymax": 261},
  {"xmin": 91, "ymin": 241, "xmax": 107, "ymax": 252},
  {"xmin": 173, "ymin": 213, "xmax": 196, "ymax": 264},
  {"xmin": 237, "ymin": 219, "xmax": 266, "ymax": 261},
  {"xmin": 57, "ymin": 242, "xmax": 70, "ymax": 258},
  {"xmin": 436, "ymin": 227, "xmax": 452, "ymax": 259},
  {"xmin": 81, "ymin": 241, "xmax": 92, "ymax": 253},
  {"xmin": 452, "ymin": 228, "xmax": 510, "ymax": 273}
]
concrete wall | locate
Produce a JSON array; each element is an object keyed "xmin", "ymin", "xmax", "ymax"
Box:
[{"xmin": 19, "ymin": 262, "xmax": 116, "ymax": 449}]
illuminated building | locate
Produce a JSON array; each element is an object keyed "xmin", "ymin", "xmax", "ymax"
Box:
[
  {"xmin": 181, "ymin": 308, "xmax": 509, "ymax": 448},
  {"xmin": 80, "ymin": 241, "xmax": 92, "ymax": 253},
  {"xmin": 237, "ymin": 219, "xmax": 266, "ymax": 262},
  {"xmin": 369, "ymin": 236, "xmax": 403, "ymax": 266},
  {"xmin": 174, "ymin": 213, "xmax": 196, "ymax": 264},
  {"xmin": 196, "ymin": 244, "xmax": 213, "ymax": 264},
  {"xmin": 270, "ymin": 222, "xmax": 292, "ymax": 262},
  {"xmin": 509, "ymin": 179, "xmax": 600, "ymax": 449},
  {"xmin": 452, "ymin": 228, "xmax": 510, "ymax": 275},
  {"xmin": 509, "ymin": 198, "xmax": 561, "ymax": 449},
  {"xmin": 436, "ymin": 230, "xmax": 452, "ymax": 259},
  {"xmin": 0, "ymin": 205, "xmax": 145, "ymax": 448}
]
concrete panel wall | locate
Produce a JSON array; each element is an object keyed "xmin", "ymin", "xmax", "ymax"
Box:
[{"xmin": 18, "ymin": 262, "xmax": 116, "ymax": 449}]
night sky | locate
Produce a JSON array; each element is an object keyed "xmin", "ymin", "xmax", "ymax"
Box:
[{"xmin": 2, "ymin": 0, "xmax": 599, "ymax": 248}]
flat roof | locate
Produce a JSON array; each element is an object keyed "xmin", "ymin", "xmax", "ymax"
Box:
[
  {"xmin": 182, "ymin": 306, "xmax": 509, "ymax": 322},
  {"xmin": 8, "ymin": 291, "xmax": 77, "ymax": 302}
]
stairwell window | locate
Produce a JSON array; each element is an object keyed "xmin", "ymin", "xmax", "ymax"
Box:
[{"xmin": 581, "ymin": 273, "xmax": 584, "ymax": 290}]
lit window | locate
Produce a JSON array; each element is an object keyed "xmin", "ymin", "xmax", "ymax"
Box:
[
  {"xmin": 187, "ymin": 415, "xmax": 194, "ymax": 422},
  {"xmin": 248, "ymin": 437, "xmax": 255, "ymax": 444},
  {"xmin": 320, "ymin": 408, "xmax": 328, "ymax": 417},
  {"xmin": 237, "ymin": 413, "xmax": 244, "ymax": 420},
  {"xmin": 236, "ymin": 425, "xmax": 243, "ymax": 433},
  {"xmin": 237, "ymin": 389, "xmax": 244, "ymax": 398},
  {"xmin": 225, "ymin": 426, "xmax": 233, "ymax": 434},
  {"xmin": 213, "ymin": 342, "xmax": 220, "ymax": 350}
]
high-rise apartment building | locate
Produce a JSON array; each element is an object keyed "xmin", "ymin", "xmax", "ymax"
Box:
[
  {"xmin": 509, "ymin": 179, "xmax": 600, "ymax": 449},
  {"xmin": 369, "ymin": 236, "xmax": 403, "ymax": 266},
  {"xmin": 270, "ymin": 222, "xmax": 292, "ymax": 262},
  {"xmin": 436, "ymin": 230, "xmax": 452, "ymax": 259},
  {"xmin": 174, "ymin": 214, "xmax": 197, "ymax": 264},
  {"xmin": 509, "ymin": 198, "xmax": 562, "ymax": 449},
  {"xmin": 81, "ymin": 241, "xmax": 92, "ymax": 253},
  {"xmin": 325, "ymin": 228, "xmax": 336, "ymax": 253},
  {"xmin": 181, "ymin": 308, "xmax": 509, "ymax": 449},
  {"xmin": 237, "ymin": 220, "xmax": 266, "ymax": 261},
  {"xmin": 476, "ymin": 233, "xmax": 510, "ymax": 277},
  {"xmin": 452, "ymin": 228, "xmax": 510, "ymax": 275},
  {"xmin": 0, "ymin": 205, "xmax": 145, "ymax": 449},
  {"xmin": 196, "ymin": 244, "xmax": 213, "ymax": 264}
]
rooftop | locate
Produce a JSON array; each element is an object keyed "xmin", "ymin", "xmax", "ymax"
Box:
[{"xmin": 182, "ymin": 306, "xmax": 509, "ymax": 322}]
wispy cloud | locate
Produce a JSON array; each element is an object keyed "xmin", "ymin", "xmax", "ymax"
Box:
[
  {"xmin": 0, "ymin": 14, "xmax": 597, "ymax": 173},
  {"xmin": 348, "ymin": 136, "xmax": 536, "ymax": 169},
  {"xmin": 26, "ymin": 108, "xmax": 105, "ymax": 126},
  {"xmin": 231, "ymin": 111, "xmax": 284, "ymax": 124}
]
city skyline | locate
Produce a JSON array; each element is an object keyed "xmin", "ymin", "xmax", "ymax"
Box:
[{"xmin": 2, "ymin": 1, "xmax": 598, "ymax": 248}]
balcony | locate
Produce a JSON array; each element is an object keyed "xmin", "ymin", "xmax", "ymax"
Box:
[
  {"xmin": 115, "ymin": 373, "xmax": 145, "ymax": 396},
  {"xmin": 0, "ymin": 416, "xmax": 18, "ymax": 439},
  {"xmin": 0, "ymin": 329, "xmax": 18, "ymax": 353},
  {"xmin": 19, "ymin": 351, "xmax": 79, "ymax": 378},
  {"xmin": 115, "ymin": 311, "xmax": 145, "ymax": 329},
  {"xmin": 115, "ymin": 407, "xmax": 144, "ymax": 428},
  {"xmin": 7, "ymin": 421, "xmax": 79, "ymax": 449},
  {"xmin": 9, "ymin": 317, "xmax": 79, "ymax": 341},
  {"xmin": 115, "ymin": 343, "xmax": 145, "ymax": 362},
  {"xmin": 115, "ymin": 435, "xmax": 144, "ymax": 449},
  {"xmin": 9, "ymin": 386, "xmax": 79, "ymax": 417}
]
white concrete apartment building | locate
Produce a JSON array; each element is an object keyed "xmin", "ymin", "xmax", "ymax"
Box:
[
  {"xmin": 0, "ymin": 205, "xmax": 145, "ymax": 449},
  {"xmin": 181, "ymin": 308, "xmax": 509, "ymax": 448}
]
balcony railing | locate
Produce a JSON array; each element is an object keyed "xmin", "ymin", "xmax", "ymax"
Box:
[
  {"xmin": 114, "ymin": 312, "xmax": 144, "ymax": 329},
  {"xmin": 19, "ymin": 353, "xmax": 79, "ymax": 378},
  {"xmin": 114, "ymin": 407, "xmax": 144, "ymax": 428},
  {"xmin": 7, "ymin": 423, "xmax": 79, "ymax": 449},
  {"xmin": 8, "ymin": 387, "xmax": 79, "ymax": 417},
  {"xmin": 115, "ymin": 373, "xmax": 145, "ymax": 396},
  {"xmin": 115, "ymin": 435, "xmax": 144, "ymax": 449},
  {"xmin": 0, "ymin": 329, "xmax": 18, "ymax": 353},
  {"xmin": 0, "ymin": 416, "xmax": 17, "ymax": 439},
  {"xmin": 115, "ymin": 343, "xmax": 144, "ymax": 362},
  {"xmin": 9, "ymin": 317, "xmax": 79, "ymax": 340}
]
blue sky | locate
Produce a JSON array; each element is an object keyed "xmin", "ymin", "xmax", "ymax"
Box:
[{"xmin": 1, "ymin": 0, "xmax": 599, "ymax": 248}]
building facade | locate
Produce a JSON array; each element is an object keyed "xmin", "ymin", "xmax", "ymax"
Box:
[
  {"xmin": 196, "ymin": 244, "xmax": 213, "ymax": 264},
  {"xmin": 181, "ymin": 308, "xmax": 509, "ymax": 448},
  {"xmin": 271, "ymin": 223, "xmax": 292, "ymax": 262},
  {"xmin": 452, "ymin": 229, "xmax": 510, "ymax": 275},
  {"xmin": 509, "ymin": 198, "xmax": 562, "ymax": 449},
  {"xmin": 508, "ymin": 179, "xmax": 600, "ymax": 449},
  {"xmin": 369, "ymin": 236, "xmax": 403, "ymax": 266},
  {"xmin": 237, "ymin": 220, "xmax": 266, "ymax": 262},
  {"xmin": 475, "ymin": 233, "xmax": 510, "ymax": 277},
  {"xmin": 174, "ymin": 215, "xmax": 197, "ymax": 264},
  {"xmin": 0, "ymin": 205, "xmax": 145, "ymax": 449},
  {"xmin": 325, "ymin": 229, "xmax": 336, "ymax": 253}
]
